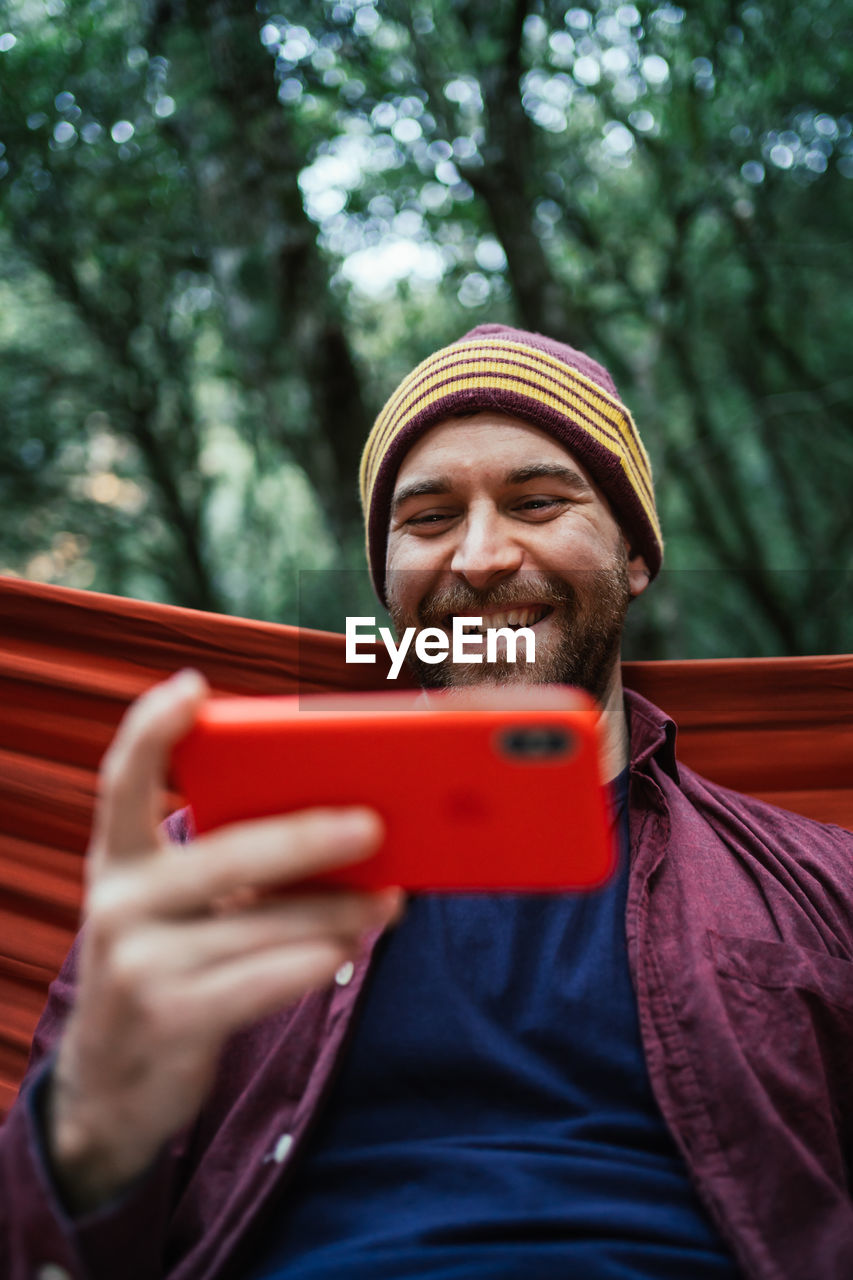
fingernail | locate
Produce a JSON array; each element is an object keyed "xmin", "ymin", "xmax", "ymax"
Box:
[
  {"xmin": 171, "ymin": 668, "xmax": 206, "ymax": 697},
  {"xmin": 334, "ymin": 808, "xmax": 382, "ymax": 847},
  {"xmin": 377, "ymin": 887, "xmax": 406, "ymax": 922}
]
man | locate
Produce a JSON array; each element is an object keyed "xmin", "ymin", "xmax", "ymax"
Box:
[{"xmin": 2, "ymin": 325, "xmax": 852, "ymax": 1280}]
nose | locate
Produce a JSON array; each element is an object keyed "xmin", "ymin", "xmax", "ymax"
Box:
[{"xmin": 450, "ymin": 504, "xmax": 523, "ymax": 592}]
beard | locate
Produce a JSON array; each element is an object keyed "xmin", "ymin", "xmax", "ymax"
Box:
[{"xmin": 386, "ymin": 548, "xmax": 631, "ymax": 703}]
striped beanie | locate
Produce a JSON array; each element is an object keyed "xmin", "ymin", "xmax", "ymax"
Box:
[{"xmin": 359, "ymin": 323, "xmax": 662, "ymax": 601}]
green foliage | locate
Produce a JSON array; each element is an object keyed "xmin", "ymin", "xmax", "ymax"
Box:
[{"xmin": 0, "ymin": 0, "xmax": 851, "ymax": 653}]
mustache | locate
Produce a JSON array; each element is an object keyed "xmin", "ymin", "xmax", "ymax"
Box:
[{"xmin": 417, "ymin": 574, "xmax": 575, "ymax": 627}]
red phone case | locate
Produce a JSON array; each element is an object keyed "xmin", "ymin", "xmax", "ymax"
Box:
[{"xmin": 171, "ymin": 687, "xmax": 616, "ymax": 892}]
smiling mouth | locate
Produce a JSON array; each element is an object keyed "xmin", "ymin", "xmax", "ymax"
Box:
[{"xmin": 443, "ymin": 605, "xmax": 553, "ymax": 633}]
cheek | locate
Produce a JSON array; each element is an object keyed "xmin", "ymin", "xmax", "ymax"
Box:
[
  {"xmin": 386, "ymin": 532, "xmax": 448, "ymax": 589},
  {"xmin": 548, "ymin": 510, "xmax": 623, "ymax": 560},
  {"xmin": 385, "ymin": 574, "xmax": 415, "ymax": 620},
  {"xmin": 530, "ymin": 532, "xmax": 613, "ymax": 576},
  {"xmin": 385, "ymin": 541, "xmax": 439, "ymax": 618}
]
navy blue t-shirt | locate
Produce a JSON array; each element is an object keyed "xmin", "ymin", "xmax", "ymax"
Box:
[{"xmin": 244, "ymin": 770, "xmax": 740, "ymax": 1278}]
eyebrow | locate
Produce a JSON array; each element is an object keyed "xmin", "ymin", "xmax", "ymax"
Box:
[
  {"xmin": 391, "ymin": 463, "xmax": 593, "ymax": 517},
  {"xmin": 391, "ymin": 476, "xmax": 453, "ymax": 517},
  {"xmin": 504, "ymin": 463, "xmax": 593, "ymax": 492}
]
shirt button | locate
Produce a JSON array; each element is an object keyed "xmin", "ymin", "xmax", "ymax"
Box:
[
  {"xmin": 37, "ymin": 1266, "xmax": 72, "ymax": 1280},
  {"xmin": 335, "ymin": 960, "xmax": 355, "ymax": 986},
  {"xmin": 270, "ymin": 1133, "xmax": 293, "ymax": 1163}
]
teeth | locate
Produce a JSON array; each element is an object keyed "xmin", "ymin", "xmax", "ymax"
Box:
[{"xmin": 462, "ymin": 606, "xmax": 549, "ymax": 631}]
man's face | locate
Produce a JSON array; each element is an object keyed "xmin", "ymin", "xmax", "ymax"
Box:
[{"xmin": 384, "ymin": 412, "xmax": 650, "ymax": 700}]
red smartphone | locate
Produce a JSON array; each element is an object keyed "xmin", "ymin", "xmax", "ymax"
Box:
[{"xmin": 171, "ymin": 686, "xmax": 616, "ymax": 892}]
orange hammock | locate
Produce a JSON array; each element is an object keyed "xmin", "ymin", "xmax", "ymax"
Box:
[{"xmin": 1, "ymin": 574, "xmax": 851, "ymax": 1119}]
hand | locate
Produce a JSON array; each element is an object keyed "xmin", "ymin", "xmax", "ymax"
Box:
[{"xmin": 45, "ymin": 670, "xmax": 401, "ymax": 1212}]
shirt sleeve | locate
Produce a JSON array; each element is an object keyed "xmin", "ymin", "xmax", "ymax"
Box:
[
  {"xmin": 0, "ymin": 814, "xmax": 195, "ymax": 1279},
  {"xmin": 1, "ymin": 1055, "xmax": 180, "ymax": 1280}
]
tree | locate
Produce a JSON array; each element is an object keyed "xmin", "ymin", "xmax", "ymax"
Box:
[{"xmin": 1, "ymin": 0, "xmax": 851, "ymax": 654}]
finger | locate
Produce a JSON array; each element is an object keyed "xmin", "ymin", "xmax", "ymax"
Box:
[
  {"xmin": 166, "ymin": 940, "xmax": 359, "ymax": 1040},
  {"xmin": 113, "ymin": 888, "xmax": 402, "ymax": 978},
  {"xmin": 89, "ymin": 807, "xmax": 384, "ymax": 921},
  {"xmin": 92, "ymin": 670, "xmax": 208, "ymax": 862}
]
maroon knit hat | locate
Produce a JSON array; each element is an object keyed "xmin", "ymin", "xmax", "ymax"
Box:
[{"xmin": 360, "ymin": 323, "xmax": 662, "ymax": 601}]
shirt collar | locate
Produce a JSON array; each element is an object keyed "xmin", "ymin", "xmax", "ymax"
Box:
[{"xmin": 624, "ymin": 688, "xmax": 680, "ymax": 783}]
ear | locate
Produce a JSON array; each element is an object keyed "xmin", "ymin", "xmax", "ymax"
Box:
[{"xmin": 624, "ymin": 537, "xmax": 651, "ymax": 600}]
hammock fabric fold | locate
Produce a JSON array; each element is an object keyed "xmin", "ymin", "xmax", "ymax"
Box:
[{"xmin": 1, "ymin": 574, "xmax": 851, "ymax": 1117}]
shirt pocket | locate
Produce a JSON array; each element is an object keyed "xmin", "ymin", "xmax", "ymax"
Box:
[
  {"xmin": 707, "ymin": 931, "xmax": 853, "ymax": 1012},
  {"xmin": 705, "ymin": 930, "xmax": 853, "ymax": 1186}
]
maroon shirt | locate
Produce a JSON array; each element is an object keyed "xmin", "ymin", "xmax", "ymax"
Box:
[{"xmin": 2, "ymin": 691, "xmax": 852, "ymax": 1280}]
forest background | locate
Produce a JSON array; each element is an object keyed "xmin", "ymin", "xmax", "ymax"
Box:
[{"xmin": 0, "ymin": 0, "xmax": 851, "ymax": 657}]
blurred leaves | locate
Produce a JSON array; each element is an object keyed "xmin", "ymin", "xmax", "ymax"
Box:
[{"xmin": 0, "ymin": 0, "xmax": 851, "ymax": 653}]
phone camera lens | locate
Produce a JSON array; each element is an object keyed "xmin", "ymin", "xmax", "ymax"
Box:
[{"xmin": 498, "ymin": 726, "xmax": 576, "ymax": 760}]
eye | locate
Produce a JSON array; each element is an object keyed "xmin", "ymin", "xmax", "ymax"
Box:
[
  {"xmin": 514, "ymin": 496, "xmax": 568, "ymax": 516},
  {"xmin": 404, "ymin": 510, "xmax": 455, "ymax": 528}
]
